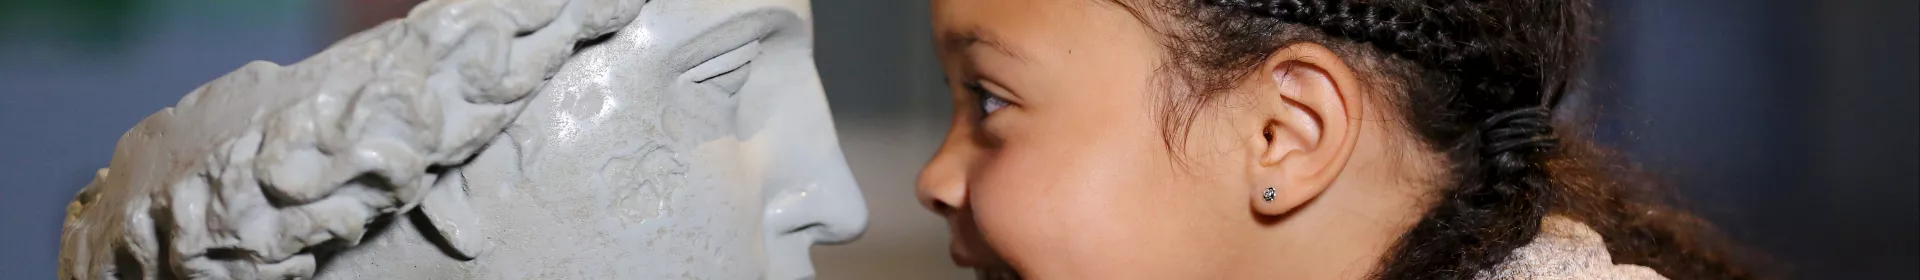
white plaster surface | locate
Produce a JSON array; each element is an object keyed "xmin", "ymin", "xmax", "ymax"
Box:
[{"xmin": 57, "ymin": 0, "xmax": 866, "ymax": 279}]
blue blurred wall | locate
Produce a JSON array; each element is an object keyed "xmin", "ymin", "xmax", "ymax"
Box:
[
  {"xmin": 0, "ymin": 1, "xmax": 323, "ymax": 277},
  {"xmin": 1604, "ymin": 0, "xmax": 1918, "ymax": 278}
]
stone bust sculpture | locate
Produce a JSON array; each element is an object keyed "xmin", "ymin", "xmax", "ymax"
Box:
[{"xmin": 57, "ymin": 0, "xmax": 866, "ymax": 279}]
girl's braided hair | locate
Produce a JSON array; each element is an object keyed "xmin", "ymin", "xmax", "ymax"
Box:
[{"xmin": 1120, "ymin": 0, "xmax": 1758, "ymax": 279}]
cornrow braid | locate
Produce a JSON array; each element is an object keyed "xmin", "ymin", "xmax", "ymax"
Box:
[
  {"xmin": 1124, "ymin": 0, "xmax": 1747, "ymax": 279},
  {"xmin": 1193, "ymin": 1, "xmax": 1568, "ymax": 278},
  {"xmin": 1207, "ymin": 0, "xmax": 1471, "ymax": 66},
  {"xmin": 1224, "ymin": 0, "xmax": 1568, "ymax": 107}
]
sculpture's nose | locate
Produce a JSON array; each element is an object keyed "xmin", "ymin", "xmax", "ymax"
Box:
[
  {"xmin": 765, "ymin": 150, "xmax": 869, "ymax": 244},
  {"xmin": 801, "ymin": 166, "xmax": 868, "ymax": 244}
]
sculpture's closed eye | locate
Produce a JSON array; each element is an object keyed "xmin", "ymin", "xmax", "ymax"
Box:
[{"xmin": 692, "ymin": 40, "xmax": 761, "ymax": 95}]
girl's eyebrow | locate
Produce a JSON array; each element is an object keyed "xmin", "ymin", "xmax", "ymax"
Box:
[{"xmin": 942, "ymin": 28, "xmax": 1033, "ymax": 63}]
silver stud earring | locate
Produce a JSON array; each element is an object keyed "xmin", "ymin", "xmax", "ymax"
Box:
[{"xmin": 1261, "ymin": 187, "xmax": 1277, "ymax": 202}]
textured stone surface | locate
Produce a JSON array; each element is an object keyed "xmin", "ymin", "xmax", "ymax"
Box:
[{"xmin": 57, "ymin": 0, "xmax": 867, "ymax": 279}]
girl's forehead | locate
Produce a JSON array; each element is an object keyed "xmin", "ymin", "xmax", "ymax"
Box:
[{"xmin": 931, "ymin": 0, "xmax": 1147, "ymax": 56}]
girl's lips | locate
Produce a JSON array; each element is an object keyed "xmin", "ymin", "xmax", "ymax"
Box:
[
  {"xmin": 951, "ymin": 242, "xmax": 977, "ymax": 267},
  {"xmin": 947, "ymin": 221, "xmax": 989, "ymax": 267},
  {"xmin": 954, "ymin": 238, "xmax": 1022, "ymax": 279},
  {"xmin": 945, "ymin": 208, "xmax": 1006, "ymax": 269},
  {"xmin": 976, "ymin": 267, "xmax": 1023, "ymax": 280}
]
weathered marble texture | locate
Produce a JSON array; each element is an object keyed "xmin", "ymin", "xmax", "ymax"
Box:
[{"xmin": 58, "ymin": 0, "xmax": 866, "ymax": 279}]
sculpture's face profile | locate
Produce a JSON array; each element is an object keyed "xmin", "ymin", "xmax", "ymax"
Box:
[{"xmin": 324, "ymin": 0, "xmax": 865, "ymax": 278}]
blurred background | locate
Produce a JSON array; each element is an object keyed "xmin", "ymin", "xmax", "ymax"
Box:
[{"xmin": 0, "ymin": 0, "xmax": 1912, "ymax": 279}]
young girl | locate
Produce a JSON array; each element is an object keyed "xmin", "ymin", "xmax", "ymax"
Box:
[{"xmin": 915, "ymin": 0, "xmax": 1752, "ymax": 279}]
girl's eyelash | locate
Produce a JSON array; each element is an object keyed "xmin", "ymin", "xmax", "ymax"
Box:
[{"xmin": 963, "ymin": 81, "xmax": 989, "ymax": 98}]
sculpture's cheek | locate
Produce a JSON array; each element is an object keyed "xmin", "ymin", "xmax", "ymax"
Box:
[{"xmin": 603, "ymin": 145, "xmax": 685, "ymax": 226}]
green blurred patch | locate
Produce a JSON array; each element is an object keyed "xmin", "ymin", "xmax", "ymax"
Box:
[{"xmin": 0, "ymin": 0, "xmax": 144, "ymax": 49}]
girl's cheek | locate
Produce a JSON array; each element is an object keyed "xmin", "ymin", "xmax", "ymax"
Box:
[
  {"xmin": 978, "ymin": 110, "xmax": 1026, "ymax": 143},
  {"xmin": 969, "ymin": 146, "xmax": 1170, "ymax": 278}
]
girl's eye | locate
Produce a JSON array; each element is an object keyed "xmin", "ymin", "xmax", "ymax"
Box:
[
  {"xmin": 966, "ymin": 81, "xmax": 1011, "ymax": 116},
  {"xmin": 982, "ymin": 95, "xmax": 1009, "ymax": 115}
]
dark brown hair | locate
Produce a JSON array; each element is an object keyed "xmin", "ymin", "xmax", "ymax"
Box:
[{"xmin": 1118, "ymin": 0, "xmax": 1756, "ymax": 279}]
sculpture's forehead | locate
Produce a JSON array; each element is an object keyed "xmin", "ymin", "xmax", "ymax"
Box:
[
  {"xmin": 604, "ymin": 0, "xmax": 811, "ymax": 69},
  {"xmin": 639, "ymin": 0, "xmax": 811, "ymax": 32}
]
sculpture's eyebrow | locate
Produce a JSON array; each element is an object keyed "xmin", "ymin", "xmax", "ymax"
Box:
[{"xmin": 943, "ymin": 29, "xmax": 1032, "ymax": 63}]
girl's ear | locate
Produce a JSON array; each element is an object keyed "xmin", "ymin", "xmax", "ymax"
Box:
[{"xmin": 1243, "ymin": 43, "xmax": 1365, "ymax": 217}]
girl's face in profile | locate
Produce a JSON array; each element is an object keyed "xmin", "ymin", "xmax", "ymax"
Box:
[
  {"xmin": 917, "ymin": 0, "xmax": 1281, "ymax": 277},
  {"xmin": 912, "ymin": 0, "xmax": 1696, "ymax": 279}
]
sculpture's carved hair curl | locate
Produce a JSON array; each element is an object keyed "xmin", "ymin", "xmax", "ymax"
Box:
[{"xmin": 59, "ymin": 0, "xmax": 645, "ymax": 279}]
